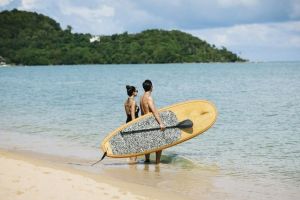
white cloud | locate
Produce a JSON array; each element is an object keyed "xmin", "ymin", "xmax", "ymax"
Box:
[
  {"xmin": 217, "ymin": 0, "xmax": 259, "ymax": 8},
  {"xmin": 0, "ymin": 0, "xmax": 12, "ymax": 7},
  {"xmin": 4, "ymin": 0, "xmax": 300, "ymax": 32},
  {"xmin": 56, "ymin": 1, "xmax": 120, "ymax": 35},
  {"xmin": 290, "ymin": 0, "xmax": 300, "ymax": 18},
  {"xmin": 62, "ymin": 4, "xmax": 115, "ymax": 19},
  {"xmin": 186, "ymin": 21, "xmax": 300, "ymax": 61},
  {"xmin": 18, "ymin": 0, "xmax": 40, "ymax": 10},
  {"xmin": 55, "ymin": 0, "xmax": 167, "ymax": 35},
  {"xmin": 188, "ymin": 21, "xmax": 300, "ymax": 47}
]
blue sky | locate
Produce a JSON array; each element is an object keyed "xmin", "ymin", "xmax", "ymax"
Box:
[{"xmin": 1, "ymin": 0, "xmax": 300, "ymax": 61}]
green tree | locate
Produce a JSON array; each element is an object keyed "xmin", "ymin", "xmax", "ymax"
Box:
[{"xmin": 0, "ymin": 9, "xmax": 246, "ymax": 65}]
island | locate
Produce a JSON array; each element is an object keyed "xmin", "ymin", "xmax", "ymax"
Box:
[{"xmin": 0, "ymin": 9, "xmax": 246, "ymax": 65}]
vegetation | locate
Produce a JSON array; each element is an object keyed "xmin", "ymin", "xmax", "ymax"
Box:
[{"xmin": 0, "ymin": 9, "xmax": 246, "ymax": 65}]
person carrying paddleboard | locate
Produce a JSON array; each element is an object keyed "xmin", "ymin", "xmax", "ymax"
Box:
[
  {"xmin": 124, "ymin": 85, "xmax": 139, "ymax": 162},
  {"xmin": 140, "ymin": 80, "xmax": 166, "ymax": 164}
]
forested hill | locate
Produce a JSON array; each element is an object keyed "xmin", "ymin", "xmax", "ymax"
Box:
[{"xmin": 0, "ymin": 9, "xmax": 246, "ymax": 65}]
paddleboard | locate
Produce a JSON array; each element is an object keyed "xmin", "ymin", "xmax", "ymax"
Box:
[{"xmin": 101, "ymin": 100, "xmax": 217, "ymax": 158}]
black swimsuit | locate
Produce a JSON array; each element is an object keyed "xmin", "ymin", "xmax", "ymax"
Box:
[{"xmin": 126, "ymin": 105, "xmax": 139, "ymax": 123}]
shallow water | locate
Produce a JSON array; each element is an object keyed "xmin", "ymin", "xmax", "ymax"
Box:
[{"xmin": 0, "ymin": 63, "xmax": 300, "ymax": 199}]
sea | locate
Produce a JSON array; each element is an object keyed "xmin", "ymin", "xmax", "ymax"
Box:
[{"xmin": 0, "ymin": 62, "xmax": 299, "ymax": 199}]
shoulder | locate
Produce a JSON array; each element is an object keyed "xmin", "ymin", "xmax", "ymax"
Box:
[
  {"xmin": 129, "ymin": 98, "xmax": 136, "ymax": 105},
  {"xmin": 148, "ymin": 95, "xmax": 153, "ymax": 102},
  {"xmin": 147, "ymin": 96, "xmax": 154, "ymax": 105},
  {"xmin": 131, "ymin": 99, "xmax": 136, "ymax": 105}
]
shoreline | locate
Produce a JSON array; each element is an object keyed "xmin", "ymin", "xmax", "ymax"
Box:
[
  {"xmin": 2, "ymin": 61, "xmax": 300, "ymax": 68},
  {"xmin": 0, "ymin": 148, "xmax": 190, "ymax": 200},
  {"xmin": 0, "ymin": 62, "xmax": 252, "ymax": 68},
  {"xmin": 1, "ymin": 139, "xmax": 299, "ymax": 200}
]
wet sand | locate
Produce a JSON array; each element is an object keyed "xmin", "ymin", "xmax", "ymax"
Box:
[
  {"xmin": 0, "ymin": 149, "xmax": 192, "ymax": 200},
  {"xmin": 1, "ymin": 148, "xmax": 298, "ymax": 200}
]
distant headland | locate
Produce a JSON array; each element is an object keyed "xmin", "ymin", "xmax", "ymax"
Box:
[{"xmin": 0, "ymin": 9, "xmax": 246, "ymax": 65}]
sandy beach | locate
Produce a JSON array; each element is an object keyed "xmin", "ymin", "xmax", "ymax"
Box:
[{"xmin": 0, "ymin": 149, "xmax": 188, "ymax": 200}]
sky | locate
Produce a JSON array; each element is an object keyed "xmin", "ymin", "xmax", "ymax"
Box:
[{"xmin": 1, "ymin": 0, "xmax": 300, "ymax": 61}]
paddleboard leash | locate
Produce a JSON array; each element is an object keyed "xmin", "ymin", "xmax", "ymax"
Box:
[{"xmin": 91, "ymin": 152, "xmax": 107, "ymax": 166}]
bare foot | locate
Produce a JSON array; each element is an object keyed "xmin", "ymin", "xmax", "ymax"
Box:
[{"xmin": 129, "ymin": 157, "xmax": 137, "ymax": 164}]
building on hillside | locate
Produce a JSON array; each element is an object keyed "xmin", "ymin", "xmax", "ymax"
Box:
[
  {"xmin": 0, "ymin": 56, "xmax": 6, "ymax": 65},
  {"xmin": 90, "ymin": 36, "xmax": 100, "ymax": 43}
]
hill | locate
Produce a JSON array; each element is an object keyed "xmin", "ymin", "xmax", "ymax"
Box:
[{"xmin": 0, "ymin": 9, "xmax": 246, "ymax": 65}]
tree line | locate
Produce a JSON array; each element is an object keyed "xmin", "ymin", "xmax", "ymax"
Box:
[{"xmin": 0, "ymin": 9, "xmax": 246, "ymax": 65}]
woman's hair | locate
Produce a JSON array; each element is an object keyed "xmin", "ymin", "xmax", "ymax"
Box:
[
  {"xmin": 142, "ymin": 79, "xmax": 152, "ymax": 92},
  {"xmin": 126, "ymin": 85, "xmax": 136, "ymax": 96}
]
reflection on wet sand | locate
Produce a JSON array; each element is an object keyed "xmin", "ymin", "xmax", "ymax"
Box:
[{"xmin": 97, "ymin": 154, "xmax": 220, "ymax": 200}]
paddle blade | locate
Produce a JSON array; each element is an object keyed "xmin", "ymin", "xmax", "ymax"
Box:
[{"xmin": 177, "ymin": 119, "xmax": 193, "ymax": 129}]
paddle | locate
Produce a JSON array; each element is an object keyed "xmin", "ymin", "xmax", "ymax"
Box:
[
  {"xmin": 90, "ymin": 119, "xmax": 193, "ymax": 166},
  {"xmin": 120, "ymin": 119, "xmax": 193, "ymax": 135}
]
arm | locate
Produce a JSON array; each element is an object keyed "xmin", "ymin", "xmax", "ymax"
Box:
[
  {"xmin": 124, "ymin": 102, "xmax": 128, "ymax": 117},
  {"xmin": 140, "ymin": 97, "xmax": 144, "ymax": 116},
  {"xmin": 148, "ymin": 97, "xmax": 165, "ymax": 130}
]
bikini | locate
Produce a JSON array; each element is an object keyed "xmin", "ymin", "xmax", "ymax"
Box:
[{"xmin": 126, "ymin": 99, "xmax": 139, "ymax": 123}]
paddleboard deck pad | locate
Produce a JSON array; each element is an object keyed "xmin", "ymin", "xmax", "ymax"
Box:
[
  {"xmin": 110, "ymin": 111, "xmax": 181, "ymax": 155},
  {"xmin": 101, "ymin": 100, "xmax": 217, "ymax": 158}
]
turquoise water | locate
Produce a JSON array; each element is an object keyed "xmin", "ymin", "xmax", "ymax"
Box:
[{"xmin": 0, "ymin": 63, "xmax": 300, "ymax": 199}]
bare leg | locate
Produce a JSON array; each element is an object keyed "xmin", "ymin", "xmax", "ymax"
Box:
[
  {"xmin": 155, "ymin": 150, "xmax": 162, "ymax": 164},
  {"xmin": 145, "ymin": 154, "xmax": 150, "ymax": 163}
]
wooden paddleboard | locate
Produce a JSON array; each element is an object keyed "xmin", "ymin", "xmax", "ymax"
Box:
[{"xmin": 101, "ymin": 100, "xmax": 217, "ymax": 158}]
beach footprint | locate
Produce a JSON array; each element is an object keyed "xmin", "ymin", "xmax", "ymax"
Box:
[{"xmin": 16, "ymin": 190, "xmax": 24, "ymax": 195}]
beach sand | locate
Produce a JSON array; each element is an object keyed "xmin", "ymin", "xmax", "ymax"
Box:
[{"xmin": 0, "ymin": 149, "xmax": 189, "ymax": 200}]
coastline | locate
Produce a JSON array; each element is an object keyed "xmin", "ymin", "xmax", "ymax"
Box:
[
  {"xmin": 0, "ymin": 62, "xmax": 250, "ymax": 68},
  {"xmin": 3, "ymin": 61, "xmax": 300, "ymax": 69},
  {"xmin": 0, "ymin": 149, "xmax": 190, "ymax": 200}
]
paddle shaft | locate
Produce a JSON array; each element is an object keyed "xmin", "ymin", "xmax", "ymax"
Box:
[
  {"xmin": 120, "ymin": 119, "xmax": 193, "ymax": 135},
  {"xmin": 121, "ymin": 125, "xmax": 177, "ymax": 135}
]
